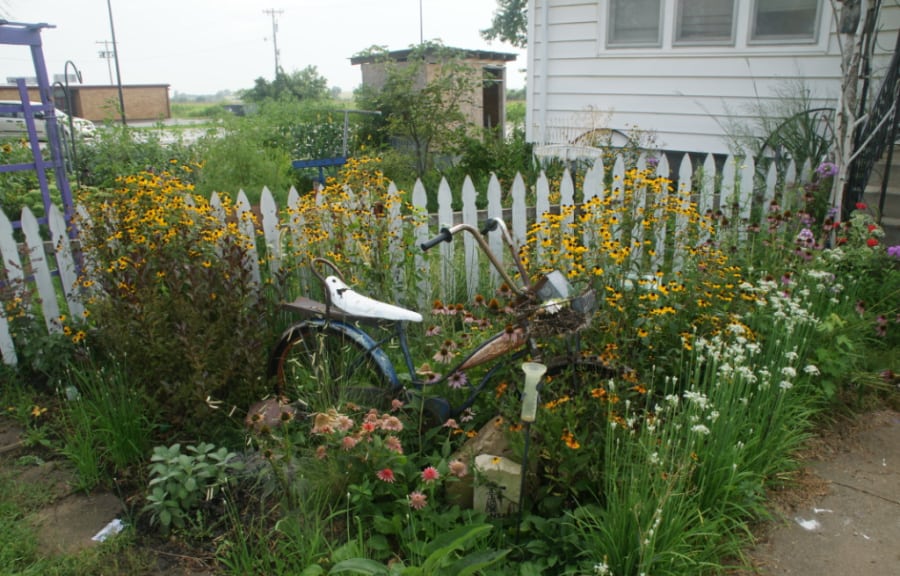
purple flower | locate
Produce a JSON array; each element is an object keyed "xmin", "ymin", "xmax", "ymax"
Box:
[
  {"xmin": 448, "ymin": 371, "xmax": 468, "ymax": 390},
  {"xmin": 816, "ymin": 162, "xmax": 839, "ymax": 178},
  {"xmin": 795, "ymin": 228, "xmax": 816, "ymax": 247},
  {"xmin": 887, "ymin": 245, "xmax": 900, "ymax": 260}
]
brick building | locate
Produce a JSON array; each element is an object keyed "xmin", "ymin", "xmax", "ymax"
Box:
[{"xmin": 0, "ymin": 84, "xmax": 170, "ymax": 122}]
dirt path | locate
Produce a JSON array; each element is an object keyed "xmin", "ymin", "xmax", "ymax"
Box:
[{"xmin": 742, "ymin": 410, "xmax": 900, "ymax": 575}]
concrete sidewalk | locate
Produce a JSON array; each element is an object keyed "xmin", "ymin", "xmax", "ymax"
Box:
[{"xmin": 744, "ymin": 410, "xmax": 900, "ymax": 575}]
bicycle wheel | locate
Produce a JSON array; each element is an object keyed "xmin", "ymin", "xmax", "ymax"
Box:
[{"xmin": 269, "ymin": 321, "xmax": 399, "ymax": 413}]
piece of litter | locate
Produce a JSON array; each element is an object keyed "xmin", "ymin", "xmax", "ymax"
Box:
[
  {"xmin": 860, "ymin": 533, "xmax": 871, "ymax": 540},
  {"xmin": 91, "ymin": 518, "xmax": 125, "ymax": 542},
  {"xmin": 882, "ymin": 458, "xmax": 887, "ymax": 467},
  {"xmin": 794, "ymin": 517, "xmax": 820, "ymax": 531},
  {"xmin": 812, "ymin": 507, "xmax": 833, "ymax": 514}
]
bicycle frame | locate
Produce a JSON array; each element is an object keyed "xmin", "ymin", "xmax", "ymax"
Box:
[{"xmin": 291, "ymin": 312, "xmax": 531, "ymax": 422}]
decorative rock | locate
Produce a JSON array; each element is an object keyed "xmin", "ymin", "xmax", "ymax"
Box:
[
  {"xmin": 445, "ymin": 416, "xmax": 517, "ymax": 508},
  {"xmin": 473, "ymin": 454, "xmax": 522, "ymax": 517}
]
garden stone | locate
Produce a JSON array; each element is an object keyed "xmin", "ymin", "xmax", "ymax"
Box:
[
  {"xmin": 446, "ymin": 416, "xmax": 517, "ymax": 508},
  {"xmin": 473, "ymin": 454, "xmax": 522, "ymax": 517}
]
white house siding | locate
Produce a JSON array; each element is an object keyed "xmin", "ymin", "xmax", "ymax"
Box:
[{"xmin": 527, "ymin": 0, "xmax": 900, "ymax": 156}]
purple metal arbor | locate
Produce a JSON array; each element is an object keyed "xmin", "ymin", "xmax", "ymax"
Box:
[{"xmin": 0, "ymin": 20, "xmax": 75, "ymax": 232}]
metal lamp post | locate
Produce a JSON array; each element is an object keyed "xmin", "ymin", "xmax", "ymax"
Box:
[{"xmin": 63, "ymin": 60, "xmax": 82, "ymax": 184}]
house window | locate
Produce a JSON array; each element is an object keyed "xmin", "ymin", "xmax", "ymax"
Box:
[
  {"xmin": 608, "ymin": 0, "xmax": 662, "ymax": 47},
  {"xmin": 675, "ymin": 0, "xmax": 735, "ymax": 44},
  {"xmin": 751, "ymin": 0, "xmax": 820, "ymax": 42}
]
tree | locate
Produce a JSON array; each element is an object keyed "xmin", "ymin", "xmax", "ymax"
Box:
[
  {"xmin": 481, "ymin": 0, "xmax": 528, "ymax": 48},
  {"xmin": 242, "ymin": 66, "xmax": 332, "ymax": 103},
  {"xmin": 354, "ymin": 43, "xmax": 479, "ymax": 177}
]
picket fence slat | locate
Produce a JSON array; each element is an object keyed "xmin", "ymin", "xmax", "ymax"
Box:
[
  {"xmin": 486, "ymin": 174, "xmax": 504, "ymax": 288},
  {"xmin": 1, "ymin": 151, "xmax": 808, "ymax": 366},
  {"xmin": 21, "ymin": 207, "xmax": 61, "ymax": 334},
  {"xmin": 462, "ymin": 176, "xmax": 479, "ymax": 299},
  {"xmin": 48, "ymin": 204, "xmax": 84, "ymax": 320},
  {"xmin": 412, "ymin": 179, "xmax": 430, "ymax": 308},
  {"xmin": 0, "ymin": 207, "xmax": 18, "ymax": 364}
]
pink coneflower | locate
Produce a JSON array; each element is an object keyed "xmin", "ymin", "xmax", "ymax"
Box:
[
  {"xmin": 408, "ymin": 490, "xmax": 427, "ymax": 510},
  {"xmin": 432, "ymin": 347, "xmax": 455, "ymax": 364},
  {"xmin": 380, "ymin": 415, "xmax": 404, "ymax": 432},
  {"xmin": 459, "ymin": 408, "xmax": 476, "ymax": 423},
  {"xmin": 384, "ymin": 435, "xmax": 403, "ymax": 454},
  {"xmin": 448, "ymin": 459, "xmax": 468, "ymax": 478},
  {"xmin": 391, "ymin": 398, "xmax": 405, "ymax": 412},
  {"xmin": 875, "ymin": 315, "xmax": 887, "ymax": 337},
  {"xmin": 421, "ymin": 466, "xmax": 440, "ymax": 483},
  {"xmin": 376, "ymin": 468, "xmax": 396, "ymax": 483},
  {"xmin": 341, "ymin": 436, "xmax": 359, "ymax": 451},
  {"xmin": 856, "ymin": 300, "xmax": 866, "ymax": 316},
  {"xmin": 315, "ymin": 445, "xmax": 327, "ymax": 460},
  {"xmin": 442, "ymin": 418, "xmax": 459, "ymax": 429},
  {"xmin": 336, "ymin": 415, "xmax": 355, "ymax": 431},
  {"xmin": 361, "ymin": 421, "xmax": 377, "ymax": 434},
  {"xmin": 425, "ymin": 325, "xmax": 442, "ymax": 336},
  {"xmin": 448, "ymin": 371, "xmax": 468, "ymax": 390}
]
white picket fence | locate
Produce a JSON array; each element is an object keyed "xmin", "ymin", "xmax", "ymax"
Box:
[{"xmin": 0, "ymin": 151, "xmax": 812, "ymax": 366}]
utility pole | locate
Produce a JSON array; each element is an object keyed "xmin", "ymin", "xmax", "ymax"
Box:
[
  {"xmin": 263, "ymin": 8, "xmax": 284, "ymax": 78},
  {"xmin": 105, "ymin": 0, "xmax": 127, "ymax": 124},
  {"xmin": 96, "ymin": 40, "xmax": 114, "ymax": 84}
]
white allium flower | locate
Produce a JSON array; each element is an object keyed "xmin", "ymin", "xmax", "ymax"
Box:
[
  {"xmin": 781, "ymin": 366, "xmax": 797, "ymax": 378},
  {"xmin": 692, "ymin": 424, "xmax": 711, "ymax": 435},
  {"xmin": 804, "ymin": 364, "xmax": 820, "ymax": 375},
  {"xmin": 779, "ymin": 380, "xmax": 793, "ymax": 391}
]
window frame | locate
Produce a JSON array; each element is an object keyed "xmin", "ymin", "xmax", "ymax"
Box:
[
  {"xmin": 607, "ymin": 0, "xmax": 664, "ymax": 48},
  {"xmin": 673, "ymin": 0, "xmax": 737, "ymax": 46},
  {"xmin": 749, "ymin": 0, "xmax": 822, "ymax": 44}
]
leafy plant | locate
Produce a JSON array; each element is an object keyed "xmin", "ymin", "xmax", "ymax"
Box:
[
  {"xmin": 323, "ymin": 523, "xmax": 508, "ymax": 575},
  {"xmin": 144, "ymin": 442, "xmax": 243, "ymax": 533},
  {"xmin": 76, "ymin": 168, "xmax": 271, "ymax": 426}
]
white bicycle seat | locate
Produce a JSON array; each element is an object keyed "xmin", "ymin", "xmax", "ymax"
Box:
[{"xmin": 325, "ymin": 276, "xmax": 423, "ymax": 323}]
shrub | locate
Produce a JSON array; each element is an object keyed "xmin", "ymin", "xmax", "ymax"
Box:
[{"xmin": 76, "ymin": 167, "xmax": 271, "ymax": 427}]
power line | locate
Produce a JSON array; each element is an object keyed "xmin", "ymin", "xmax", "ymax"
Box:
[{"xmin": 263, "ymin": 8, "xmax": 284, "ymax": 78}]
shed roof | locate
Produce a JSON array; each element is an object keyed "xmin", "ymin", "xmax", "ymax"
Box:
[{"xmin": 351, "ymin": 46, "xmax": 517, "ymax": 66}]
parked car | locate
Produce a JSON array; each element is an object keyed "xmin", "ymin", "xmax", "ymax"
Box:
[{"xmin": 0, "ymin": 101, "xmax": 96, "ymax": 141}]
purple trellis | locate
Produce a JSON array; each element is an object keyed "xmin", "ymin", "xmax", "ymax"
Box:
[{"xmin": 0, "ymin": 21, "xmax": 75, "ymax": 234}]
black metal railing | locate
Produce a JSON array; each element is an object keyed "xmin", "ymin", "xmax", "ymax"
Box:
[{"xmin": 844, "ymin": 29, "xmax": 900, "ymax": 216}]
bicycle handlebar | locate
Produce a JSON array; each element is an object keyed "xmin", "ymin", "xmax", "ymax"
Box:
[
  {"xmin": 420, "ymin": 228, "xmax": 453, "ymax": 251},
  {"xmin": 480, "ymin": 218, "xmax": 499, "ymax": 236},
  {"xmin": 420, "ymin": 219, "xmax": 530, "ymax": 295}
]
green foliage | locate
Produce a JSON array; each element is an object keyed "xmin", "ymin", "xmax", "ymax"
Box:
[
  {"xmin": 75, "ymin": 122, "xmax": 199, "ymax": 190},
  {"xmin": 354, "ymin": 42, "xmax": 480, "ymax": 177},
  {"xmin": 192, "ymin": 99, "xmax": 352, "ymax": 201},
  {"xmin": 0, "ymin": 138, "xmax": 44, "ymax": 217},
  {"xmin": 242, "ymin": 66, "xmax": 333, "ymax": 103},
  {"xmin": 448, "ymin": 126, "xmax": 535, "ymax": 192},
  {"xmin": 58, "ymin": 360, "xmax": 156, "ymax": 481},
  {"xmin": 481, "ymin": 0, "xmax": 528, "ymax": 48},
  {"xmin": 144, "ymin": 442, "xmax": 242, "ymax": 533},
  {"xmin": 76, "ymin": 169, "xmax": 272, "ymax": 427},
  {"xmin": 327, "ymin": 523, "xmax": 507, "ymax": 575}
]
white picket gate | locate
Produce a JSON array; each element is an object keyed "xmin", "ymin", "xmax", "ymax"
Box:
[{"xmin": 0, "ymin": 151, "xmax": 812, "ymax": 366}]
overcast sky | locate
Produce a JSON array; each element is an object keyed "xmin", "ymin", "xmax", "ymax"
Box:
[{"xmin": 2, "ymin": 0, "xmax": 526, "ymax": 96}]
